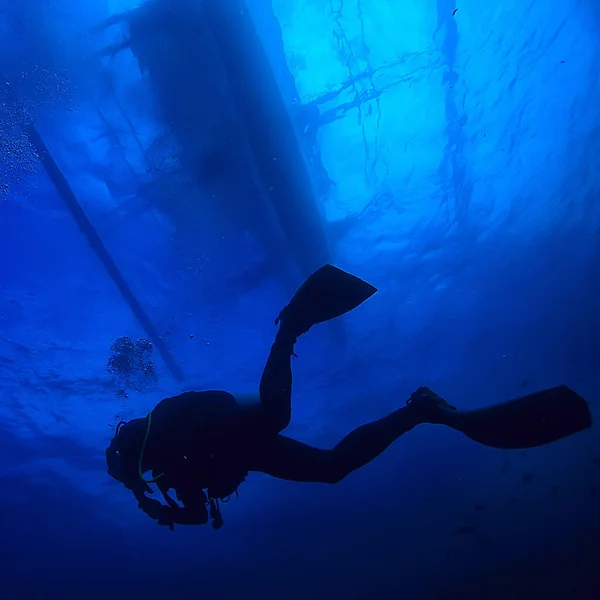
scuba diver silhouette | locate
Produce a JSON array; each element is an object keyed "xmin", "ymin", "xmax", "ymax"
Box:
[{"xmin": 106, "ymin": 265, "xmax": 592, "ymax": 529}]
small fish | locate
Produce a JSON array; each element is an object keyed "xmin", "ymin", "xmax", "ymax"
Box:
[
  {"xmin": 474, "ymin": 504, "xmax": 485, "ymax": 512},
  {"xmin": 455, "ymin": 525, "xmax": 478, "ymax": 535},
  {"xmin": 452, "ymin": 9, "xmax": 458, "ymax": 17},
  {"xmin": 522, "ymin": 473, "xmax": 534, "ymax": 484},
  {"xmin": 592, "ymin": 458, "xmax": 600, "ymax": 467},
  {"xmin": 521, "ymin": 378, "xmax": 529, "ymax": 388},
  {"xmin": 501, "ymin": 458, "xmax": 511, "ymax": 473},
  {"xmin": 549, "ymin": 485, "xmax": 559, "ymax": 497},
  {"xmin": 520, "ymin": 450, "xmax": 528, "ymax": 458},
  {"xmin": 590, "ymin": 487, "xmax": 598, "ymax": 499},
  {"xmin": 510, "ymin": 496, "xmax": 518, "ymax": 504}
]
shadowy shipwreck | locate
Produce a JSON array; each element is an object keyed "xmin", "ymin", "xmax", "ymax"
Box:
[{"xmin": 98, "ymin": 0, "xmax": 335, "ymax": 289}]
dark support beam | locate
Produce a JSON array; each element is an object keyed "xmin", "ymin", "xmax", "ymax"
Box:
[{"xmin": 25, "ymin": 123, "xmax": 185, "ymax": 382}]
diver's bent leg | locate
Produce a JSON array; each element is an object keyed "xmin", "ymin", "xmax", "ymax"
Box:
[
  {"xmin": 256, "ymin": 264, "xmax": 377, "ymax": 436},
  {"xmin": 258, "ymin": 329, "xmax": 297, "ymax": 434},
  {"xmin": 326, "ymin": 405, "xmax": 423, "ymax": 480},
  {"xmin": 250, "ymin": 405, "xmax": 424, "ymax": 484}
]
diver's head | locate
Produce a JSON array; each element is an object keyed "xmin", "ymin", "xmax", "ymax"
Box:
[{"xmin": 105, "ymin": 418, "xmax": 146, "ymax": 489}]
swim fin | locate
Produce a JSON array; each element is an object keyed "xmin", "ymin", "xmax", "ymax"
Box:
[
  {"xmin": 457, "ymin": 385, "xmax": 592, "ymax": 449},
  {"xmin": 276, "ymin": 264, "xmax": 377, "ymax": 337}
]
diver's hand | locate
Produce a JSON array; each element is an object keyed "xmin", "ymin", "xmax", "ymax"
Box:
[
  {"xmin": 156, "ymin": 511, "xmax": 176, "ymax": 530},
  {"xmin": 131, "ymin": 482, "xmax": 154, "ymax": 503},
  {"xmin": 137, "ymin": 497, "xmax": 175, "ymax": 531}
]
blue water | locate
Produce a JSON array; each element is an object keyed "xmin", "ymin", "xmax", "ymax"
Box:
[{"xmin": 1, "ymin": 1, "xmax": 599, "ymax": 599}]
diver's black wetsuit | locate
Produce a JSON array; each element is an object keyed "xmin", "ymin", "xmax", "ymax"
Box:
[
  {"xmin": 136, "ymin": 327, "xmax": 426, "ymax": 528},
  {"xmin": 106, "ymin": 265, "xmax": 591, "ymax": 529}
]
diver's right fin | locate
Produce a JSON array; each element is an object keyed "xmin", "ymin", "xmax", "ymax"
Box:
[
  {"xmin": 276, "ymin": 264, "xmax": 377, "ymax": 337},
  {"xmin": 459, "ymin": 385, "xmax": 592, "ymax": 449}
]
